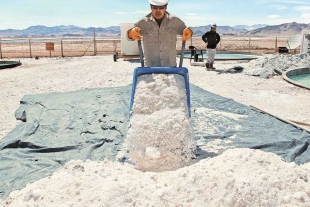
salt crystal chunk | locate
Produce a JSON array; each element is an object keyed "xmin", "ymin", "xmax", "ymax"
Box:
[{"xmin": 145, "ymin": 147, "xmax": 161, "ymax": 159}]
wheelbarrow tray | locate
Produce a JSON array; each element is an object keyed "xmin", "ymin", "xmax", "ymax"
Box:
[{"xmin": 129, "ymin": 67, "xmax": 191, "ymax": 117}]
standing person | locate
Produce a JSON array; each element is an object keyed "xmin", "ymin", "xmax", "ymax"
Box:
[
  {"xmin": 127, "ymin": 0, "xmax": 193, "ymax": 67},
  {"xmin": 202, "ymin": 23, "xmax": 221, "ymax": 70}
]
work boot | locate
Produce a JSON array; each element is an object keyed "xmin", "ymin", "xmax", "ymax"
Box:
[{"xmin": 210, "ymin": 63, "xmax": 216, "ymax": 70}]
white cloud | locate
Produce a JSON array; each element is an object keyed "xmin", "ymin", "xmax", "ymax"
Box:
[
  {"xmin": 116, "ymin": 12, "xmax": 127, "ymax": 15},
  {"xmin": 265, "ymin": 14, "xmax": 310, "ymax": 25},
  {"xmin": 256, "ymin": 0, "xmax": 310, "ymax": 7},
  {"xmin": 294, "ymin": 6, "xmax": 310, "ymax": 11},
  {"xmin": 281, "ymin": 0, "xmax": 310, "ymax": 4},
  {"xmin": 269, "ymin": 5, "xmax": 287, "ymax": 10},
  {"xmin": 185, "ymin": 13, "xmax": 197, "ymax": 16},
  {"xmin": 300, "ymin": 12, "xmax": 310, "ymax": 19},
  {"xmin": 182, "ymin": 15, "xmax": 209, "ymax": 27},
  {"xmin": 131, "ymin": 10, "xmax": 149, "ymax": 14},
  {"xmin": 267, "ymin": 14, "xmax": 281, "ymax": 19}
]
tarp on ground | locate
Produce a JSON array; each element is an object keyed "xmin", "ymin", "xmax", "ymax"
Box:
[{"xmin": 0, "ymin": 84, "xmax": 309, "ymax": 200}]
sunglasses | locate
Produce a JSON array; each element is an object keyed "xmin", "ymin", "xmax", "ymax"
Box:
[{"xmin": 151, "ymin": 5, "xmax": 166, "ymax": 10}]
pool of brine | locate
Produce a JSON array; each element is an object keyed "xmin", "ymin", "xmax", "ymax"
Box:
[{"xmin": 289, "ymin": 73, "xmax": 310, "ymax": 87}]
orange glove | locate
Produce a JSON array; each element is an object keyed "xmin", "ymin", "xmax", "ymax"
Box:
[
  {"xmin": 182, "ymin": 28, "xmax": 193, "ymax": 41},
  {"xmin": 127, "ymin": 27, "xmax": 142, "ymax": 40}
]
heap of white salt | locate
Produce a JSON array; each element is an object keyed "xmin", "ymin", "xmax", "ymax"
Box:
[
  {"xmin": 243, "ymin": 53, "xmax": 310, "ymax": 77},
  {"xmin": 125, "ymin": 74, "xmax": 196, "ymax": 172},
  {"xmin": 2, "ymin": 148, "xmax": 310, "ymax": 207}
]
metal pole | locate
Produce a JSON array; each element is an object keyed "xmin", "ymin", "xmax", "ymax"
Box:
[
  {"xmin": 0, "ymin": 39, "xmax": 2, "ymax": 59},
  {"xmin": 94, "ymin": 27, "xmax": 97, "ymax": 55},
  {"xmin": 29, "ymin": 39, "xmax": 32, "ymax": 58},
  {"xmin": 61, "ymin": 39, "xmax": 64, "ymax": 57},
  {"xmin": 179, "ymin": 41, "xmax": 185, "ymax": 67},
  {"xmin": 137, "ymin": 40, "xmax": 144, "ymax": 67}
]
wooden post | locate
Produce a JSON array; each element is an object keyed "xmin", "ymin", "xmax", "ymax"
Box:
[
  {"xmin": 113, "ymin": 40, "xmax": 117, "ymax": 52},
  {"xmin": 248, "ymin": 35, "xmax": 251, "ymax": 53},
  {"xmin": 61, "ymin": 39, "xmax": 64, "ymax": 57},
  {"xmin": 275, "ymin": 37, "xmax": 277, "ymax": 53},
  {"xmin": 0, "ymin": 39, "xmax": 2, "ymax": 59},
  {"xmin": 94, "ymin": 27, "xmax": 97, "ymax": 55},
  {"xmin": 29, "ymin": 39, "xmax": 32, "ymax": 58}
]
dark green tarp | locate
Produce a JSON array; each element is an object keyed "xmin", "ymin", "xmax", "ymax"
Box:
[{"xmin": 0, "ymin": 84, "xmax": 309, "ymax": 200}]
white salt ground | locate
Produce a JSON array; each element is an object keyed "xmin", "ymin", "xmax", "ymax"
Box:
[
  {"xmin": 1, "ymin": 148, "xmax": 310, "ymax": 207},
  {"xmin": 1, "ymin": 55, "xmax": 310, "ymax": 206}
]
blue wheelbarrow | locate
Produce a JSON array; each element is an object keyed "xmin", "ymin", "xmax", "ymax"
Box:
[{"xmin": 129, "ymin": 40, "xmax": 191, "ymax": 117}]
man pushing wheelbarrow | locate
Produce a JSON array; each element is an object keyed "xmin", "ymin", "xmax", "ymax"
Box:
[
  {"xmin": 124, "ymin": 0, "xmax": 196, "ymax": 172},
  {"xmin": 127, "ymin": 0, "xmax": 193, "ymax": 117}
]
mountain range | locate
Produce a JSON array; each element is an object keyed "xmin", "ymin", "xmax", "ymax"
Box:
[
  {"xmin": 0, "ymin": 25, "xmax": 120, "ymax": 38},
  {"xmin": 193, "ymin": 22, "xmax": 310, "ymax": 36},
  {"xmin": 0, "ymin": 22, "xmax": 309, "ymax": 38}
]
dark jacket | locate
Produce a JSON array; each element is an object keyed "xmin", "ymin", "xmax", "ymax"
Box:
[{"xmin": 202, "ymin": 31, "xmax": 220, "ymax": 49}]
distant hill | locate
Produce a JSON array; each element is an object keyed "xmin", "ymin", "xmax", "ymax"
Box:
[
  {"xmin": 232, "ymin": 24, "xmax": 269, "ymax": 31},
  {"xmin": 191, "ymin": 22, "xmax": 310, "ymax": 36},
  {"xmin": 190, "ymin": 24, "xmax": 269, "ymax": 35},
  {"xmin": 0, "ymin": 25, "xmax": 121, "ymax": 37},
  {"xmin": 245, "ymin": 22, "xmax": 310, "ymax": 36},
  {"xmin": 191, "ymin": 25, "xmax": 248, "ymax": 35},
  {"xmin": 0, "ymin": 22, "xmax": 309, "ymax": 38}
]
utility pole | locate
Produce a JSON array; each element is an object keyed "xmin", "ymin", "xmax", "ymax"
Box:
[
  {"xmin": 94, "ymin": 27, "xmax": 97, "ymax": 56},
  {"xmin": 29, "ymin": 39, "xmax": 32, "ymax": 58},
  {"xmin": 248, "ymin": 35, "xmax": 251, "ymax": 53},
  {"xmin": 61, "ymin": 39, "xmax": 64, "ymax": 57},
  {"xmin": 275, "ymin": 37, "xmax": 278, "ymax": 53}
]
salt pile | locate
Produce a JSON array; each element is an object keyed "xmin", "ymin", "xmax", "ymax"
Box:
[
  {"xmin": 1, "ymin": 148, "xmax": 310, "ymax": 207},
  {"xmin": 125, "ymin": 74, "xmax": 196, "ymax": 172},
  {"xmin": 243, "ymin": 54, "xmax": 310, "ymax": 78}
]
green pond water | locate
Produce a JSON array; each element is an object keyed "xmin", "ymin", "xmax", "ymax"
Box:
[
  {"xmin": 289, "ymin": 73, "xmax": 310, "ymax": 87},
  {"xmin": 0, "ymin": 64, "xmax": 12, "ymax": 66}
]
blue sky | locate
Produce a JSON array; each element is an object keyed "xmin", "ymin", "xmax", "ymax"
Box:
[{"xmin": 0, "ymin": 0, "xmax": 310, "ymax": 30}]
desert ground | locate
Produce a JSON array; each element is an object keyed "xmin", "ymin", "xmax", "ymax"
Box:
[
  {"xmin": 1, "ymin": 37, "xmax": 310, "ymax": 206},
  {"xmin": 0, "ymin": 36, "xmax": 291, "ymax": 58}
]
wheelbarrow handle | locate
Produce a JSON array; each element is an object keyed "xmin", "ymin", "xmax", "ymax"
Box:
[
  {"xmin": 137, "ymin": 40, "xmax": 144, "ymax": 67},
  {"xmin": 179, "ymin": 41, "xmax": 186, "ymax": 67}
]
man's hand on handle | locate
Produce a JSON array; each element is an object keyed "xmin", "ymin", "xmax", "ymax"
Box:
[
  {"xmin": 182, "ymin": 28, "xmax": 193, "ymax": 41},
  {"xmin": 127, "ymin": 27, "xmax": 142, "ymax": 40}
]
